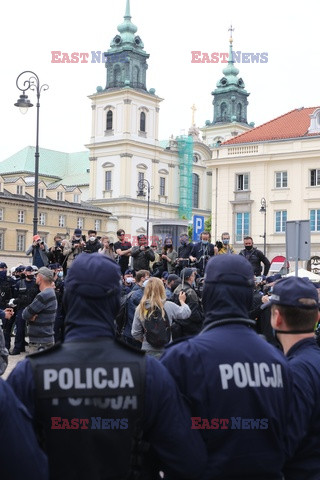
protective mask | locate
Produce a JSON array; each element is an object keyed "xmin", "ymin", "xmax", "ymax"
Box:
[
  {"xmin": 142, "ymin": 279, "xmax": 149, "ymax": 288},
  {"xmin": 57, "ymin": 272, "xmax": 64, "ymax": 278},
  {"xmin": 222, "ymin": 239, "xmax": 229, "ymax": 245},
  {"xmin": 0, "ymin": 271, "xmax": 6, "ymax": 280},
  {"xmin": 74, "ymin": 236, "xmax": 81, "ymax": 241},
  {"xmin": 125, "ymin": 277, "xmax": 135, "ymax": 284},
  {"xmin": 180, "ymin": 240, "xmax": 186, "ymax": 246},
  {"xmin": 202, "ymin": 240, "xmax": 208, "ymax": 245},
  {"xmin": 89, "ymin": 236, "xmax": 96, "ymax": 242},
  {"xmin": 245, "ymin": 245, "xmax": 252, "ymax": 251}
]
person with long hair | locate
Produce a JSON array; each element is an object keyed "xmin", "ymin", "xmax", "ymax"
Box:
[
  {"xmin": 98, "ymin": 236, "xmax": 115, "ymax": 260},
  {"xmin": 161, "ymin": 237, "xmax": 178, "ymax": 274},
  {"xmin": 131, "ymin": 277, "xmax": 191, "ymax": 357}
]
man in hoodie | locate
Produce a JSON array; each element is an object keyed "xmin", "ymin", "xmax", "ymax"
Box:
[
  {"xmin": 8, "ymin": 253, "xmax": 207, "ymax": 480},
  {"xmin": 161, "ymin": 255, "xmax": 293, "ymax": 480}
]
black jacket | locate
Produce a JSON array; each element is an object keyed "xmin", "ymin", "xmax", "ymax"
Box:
[{"xmin": 239, "ymin": 247, "xmax": 270, "ymax": 276}]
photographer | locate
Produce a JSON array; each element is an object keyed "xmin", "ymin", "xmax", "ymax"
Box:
[
  {"xmin": 131, "ymin": 234, "xmax": 155, "ymax": 272},
  {"xmin": 98, "ymin": 235, "xmax": 115, "ymax": 260},
  {"xmin": 61, "ymin": 228, "xmax": 85, "ymax": 272},
  {"xmin": 47, "ymin": 235, "xmax": 65, "ymax": 265},
  {"xmin": 26, "ymin": 234, "xmax": 49, "ymax": 268}
]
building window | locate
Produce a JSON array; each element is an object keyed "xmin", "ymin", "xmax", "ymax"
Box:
[
  {"xmin": 138, "ymin": 171, "xmax": 145, "ymax": 187},
  {"xmin": 39, "ymin": 213, "xmax": 46, "ymax": 226},
  {"xmin": 310, "ymin": 169, "xmax": 320, "ymax": 186},
  {"xmin": 275, "ymin": 210, "xmax": 287, "ymax": 233},
  {"xmin": 106, "ymin": 110, "xmax": 113, "ymax": 131},
  {"xmin": 94, "ymin": 220, "xmax": 101, "ymax": 231},
  {"xmin": 16, "ymin": 185, "xmax": 24, "ymax": 195},
  {"xmin": 17, "ymin": 234, "xmax": 25, "ymax": 251},
  {"xmin": 275, "ymin": 171, "xmax": 288, "ymax": 188},
  {"xmin": 160, "ymin": 177, "xmax": 166, "ymax": 196},
  {"xmin": 38, "ymin": 188, "xmax": 45, "ymax": 198},
  {"xmin": 236, "ymin": 173, "xmax": 249, "ymax": 191},
  {"xmin": 58, "ymin": 215, "xmax": 65, "ymax": 228},
  {"xmin": 77, "ymin": 217, "xmax": 84, "ymax": 229},
  {"xmin": 57, "ymin": 191, "xmax": 64, "ymax": 201},
  {"xmin": 105, "ymin": 171, "xmax": 112, "ymax": 191},
  {"xmin": 0, "ymin": 209, "xmax": 3, "ymax": 221},
  {"xmin": 140, "ymin": 112, "xmax": 146, "ymax": 132},
  {"xmin": 18, "ymin": 210, "xmax": 25, "ymax": 223},
  {"xmin": 0, "ymin": 232, "xmax": 4, "ymax": 250},
  {"xmin": 192, "ymin": 173, "xmax": 199, "ymax": 208},
  {"xmin": 220, "ymin": 102, "xmax": 227, "ymax": 121},
  {"xmin": 235, "ymin": 212, "xmax": 250, "ymax": 242},
  {"xmin": 73, "ymin": 194, "xmax": 80, "ymax": 203},
  {"xmin": 237, "ymin": 103, "xmax": 242, "ymax": 122},
  {"xmin": 310, "ymin": 209, "xmax": 320, "ymax": 232}
]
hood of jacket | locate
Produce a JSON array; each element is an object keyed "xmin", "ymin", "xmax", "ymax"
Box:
[
  {"xmin": 63, "ymin": 253, "xmax": 121, "ymax": 341},
  {"xmin": 202, "ymin": 255, "xmax": 254, "ymax": 326}
]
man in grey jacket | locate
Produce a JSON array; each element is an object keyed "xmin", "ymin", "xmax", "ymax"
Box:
[
  {"xmin": 131, "ymin": 234, "xmax": 155, "ymax": 272},
  {"xmin": 23, "ymin": 266, "xmax": 57, "ymax": 353}
]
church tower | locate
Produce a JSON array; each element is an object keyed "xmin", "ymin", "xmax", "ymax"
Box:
[
  {"xmin": 105, "ymin": 0, "xmax": 149, "ymax": 91},
  {"xmin": 201, "ymin": 27, "xmax": 253, "ymax": 147}
]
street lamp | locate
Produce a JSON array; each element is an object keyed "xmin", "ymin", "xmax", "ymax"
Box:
[
  {"xmin": 259, "ymin": 197, "xmax": 267, "ymax": 255},
  {"xmin": 137, "ymin": 179, "xmax": 151, "ymax": 243},
  {"xmin": 14, "ymin": 71, "xmax": 49, "ymax": 236}
]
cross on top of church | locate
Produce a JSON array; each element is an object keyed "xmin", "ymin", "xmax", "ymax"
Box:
[
  {"xmin": 228, "ymin": 24, "xmax": 234, "ymax": 43},
  {"xmin": 191, "ymin": 104, "xmax": 197, "ymax": 126}
]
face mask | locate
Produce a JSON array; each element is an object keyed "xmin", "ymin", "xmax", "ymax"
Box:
[
  {"xmin": 142, "ymin": 279, "xmax": 149, "ymax": 288},
  {"xmin": 202, "ymin": 240, "xmax": 208, "ymax": 245},
  {"xmin": 0, "ymin": 271, "xmax": 6, "ymax": 280},
  {"xmin": 125, "ymin": 277, "xmax": 134, "ymax": 284},
  {"xmin": 57, "ymin": 272, "xmax": 63, "ymax": 278},
  {"xmin": 245, "ymin": 245, "xmax": 252, "ymax": 251},
  {"xmin": 89, "ymin": 236, "xmax": 96, "ymax": 242},
  {"xmin": 74, "ymin": 236, "xmax": 81, "ymax": 241},
  {"xmin": 180, "ymin": 240, "xmax": 187, "ymax": 245},
  {"xmin": 222, "ymin": 239, "xmax": 229, "ymax": 245}
]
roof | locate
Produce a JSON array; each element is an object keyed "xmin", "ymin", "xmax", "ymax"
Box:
[
  {"xmin": 223, "ymin": 107, "xmax": 320, "ymax": 145},
  {"xmin": 0, "ymin": 147, "xmax": 89, "ymax": 187}
]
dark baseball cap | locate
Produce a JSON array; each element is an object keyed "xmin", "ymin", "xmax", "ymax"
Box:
[
  {"xmin": 137, "ymin": 234, "xmax": 146, "ymax": 239},
  {"xmin": 74, "ymin": 228, "xmax": 82, "ymax": 235},
  {"xmin": 261, "ymin": 276, "xmax": 319, "ymax": 310},
  {"xmin": 167, "ymin": 274, "xmax": 179, "ymax": 283},
  {"xmin": 180, "ymin": 268, "xmax": 196, "ymax": 280},
  {"xmin": 0, "ymin": 262, "xmax": 7, "ymax": 268},
  {"xmin": 204, "ymin": 255, "xmax": 254, "ymax": 287},
  {"xmin": 124, "ymin": 269, "xmax": 134, "ymax": 275}
]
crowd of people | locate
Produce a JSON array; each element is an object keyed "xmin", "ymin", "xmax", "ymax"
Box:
[{"xmin": 0, "ymin": 226, "xmax": 319, "ymax": 478}]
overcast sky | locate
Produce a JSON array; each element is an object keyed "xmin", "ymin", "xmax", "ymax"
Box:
[{"xmin": 1, "ymin": 0, "xmax": 319, "ymax": 161}]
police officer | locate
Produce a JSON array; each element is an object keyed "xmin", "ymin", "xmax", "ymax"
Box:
[
  {"xmin": 0, "ymin": 378, "xmax": 49, "ymax": 479},
  {"xmin": 0, "ymin": 262, "xmax": 15, "ymax": 350},
  {"xmin": 239, "ymin": 236, "xmax": 270, "ymax": 276},
  {"xmin": 161, "ymin": 255, "xmax": 293, "ymax": 479},
  {"xmin": 263, "ymin": 276, "xmax": 320, "ymax": 479},
  {"xmin": 8, "ymin": 253, "xmax": 207, "ymax": 480}
]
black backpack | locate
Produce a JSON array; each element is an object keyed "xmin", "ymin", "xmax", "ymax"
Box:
[{"xmin": 144, "ymin": 307, "xmax": 171, "ymax": 348}]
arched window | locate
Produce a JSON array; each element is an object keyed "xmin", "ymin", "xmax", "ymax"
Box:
[
  {"xmin": 140, "ymin": 112, "xmax": 146, "ymax": 132},
  {"xmin": 220, "ymin": 102, "xmax": 227, "ymax": 121},
  {"xmin": 237, "ymin": 103, "xmax": 242, "ymax": 122},
  {"xmin": 133, "ymin": 66, "xmax": 140, "ymax": 84},
  {"xmin": 114, "ymin": 66, "xmax": 121, "ymax": 83},
  {"xmin": 192, "ymin": 173, "xmax": 199, "ymax": 208},
  {"xmin": 106, "ymin": 110, "xmax": 113, "ymax": 131}
]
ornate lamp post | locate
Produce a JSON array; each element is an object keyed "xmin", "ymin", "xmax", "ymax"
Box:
[
  {"xmin": 137, "ymin": 179, "xmax": 151, "ymax": 243},
  {"xmin": 14, "ymin": 71, "xmax": 48, "ymax": 236},
  {"xmin": 259, "ymin": 197, "xmax": 267, "ymax": 255}
]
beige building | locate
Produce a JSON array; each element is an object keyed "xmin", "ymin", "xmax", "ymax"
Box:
[{"xmin": 207, "ymin": 107, "xmax": 320, "ymax": 259}]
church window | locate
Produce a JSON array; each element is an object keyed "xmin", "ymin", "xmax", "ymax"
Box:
[
  {"xmin": 105, "ymin": 171, "xmax": 112, "ymax": 191},
  {"xmin": 160, "ymin": 177, "xmax": 166, "ymax": 196},
  {"xmin": 237, "ymin": 103, "xmax": 242, "ymax": 122},
  {"xmin": 140, "ymin": 112, "xmax": 146, "ymax": 132},
  {"xmin": 220, "ymin": 103, "xmax": 227, "ymax": 121},
  {"xmin": 106, "ymin": 110, "xmax": 113, "ymax": 131},
  {"xmin": 192, "ymin": 173, "xmax": 199, "ymax": 208},
  {"xmin": 114, "ymin": 67, "xmax": 121, "ymax": 83},
  {"xmin": 133, "ymin": 66, "xmax": 140, "ymax": 84}
]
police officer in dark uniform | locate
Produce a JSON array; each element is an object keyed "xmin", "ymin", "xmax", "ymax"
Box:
[
  {"xmin": 0, "ymin": 262, "xmax": 15, "ymax": 350},
  {"xmin": 161, "ymin": 255, "xmax": 293, "ymax": 480},
  {"xmin": 10, "ymin": 266, "xmax": 39, "ymax": 355},
  {"xmin": 263, "ymin": 276, "xmax": 320, "ymax": 479},
  {"xmin": 8, "ymin": 253, "xmax": 207, "ymax": 480}
]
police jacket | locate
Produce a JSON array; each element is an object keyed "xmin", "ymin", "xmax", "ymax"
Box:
[
  {"xmin": 239, "ymin": 247, "xmax": 270, "ymax": 276},
  {"xmin": 14, "ymin": 277, "xmax": 39, "ymax": 309},
  {"xmin": 8, "ymin": 258, "xmax": 207, "ymax": 480},
  {"xmin": 0, "ymin": 276, "xmax": 14, "ymax": 309},
  {"xmin": 0, "ymin": 378, "xmax": 48, "ymax": 479},
  {"xmin": 284, "ymin": 338, "xmax": 320, "ymax": 480},
  {"xmin": 161, "ymin": 275, "xmax": 293, "ymax": 480}
]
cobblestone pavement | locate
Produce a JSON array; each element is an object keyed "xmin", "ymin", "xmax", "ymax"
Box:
[{"xmin": 3, "ymin": 351, "xmax": 27, "ymax": 379}]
